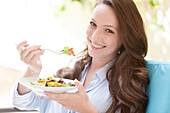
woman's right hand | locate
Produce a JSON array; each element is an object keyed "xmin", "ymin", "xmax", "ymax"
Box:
[{"xmin": 16, "ymin": 40, "xmax": 44, "ymax": 77}]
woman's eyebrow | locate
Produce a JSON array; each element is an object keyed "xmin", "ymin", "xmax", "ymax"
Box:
[
  {"xmin": 91, "ymin": 18, "xmax": 118, "ymax": 31},
  {"xmin": 91, "ymin": 18, "xmax": 96, "ymax": 22},
  {"xmin": 104, "ymin": 25, "xmax": 118, "ymax": 31}
]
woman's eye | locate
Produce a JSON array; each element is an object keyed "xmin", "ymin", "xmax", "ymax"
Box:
[
  {"xmin": 90, "ymin": 21, "xmax": 96, "ymax": 27},
  {"xmin": 105, "ymin": 29, "xmax": 114, "ymax": 34}
]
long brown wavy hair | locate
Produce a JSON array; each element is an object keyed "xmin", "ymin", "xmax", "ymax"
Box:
[{"xmin": 57, "ymin": 0, "xmax": 149, "ymax": 112}]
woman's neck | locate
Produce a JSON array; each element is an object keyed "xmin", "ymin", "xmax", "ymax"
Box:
[{"xmin": 90, "ymin": 57, "xmax": 113, "ymax": 71}]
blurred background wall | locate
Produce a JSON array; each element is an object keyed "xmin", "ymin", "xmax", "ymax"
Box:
[{"xmin": 0, "ymin": 0, "xmax": 169, "ymax": 107}]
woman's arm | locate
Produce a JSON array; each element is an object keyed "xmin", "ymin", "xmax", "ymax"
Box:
[
  {"xmin": 17, "ymin": 67, "xmax": 40, "ymax": 95},
  {"xmin": 16, "ymin": 41, "xmax": 44, "ymax": 95}
]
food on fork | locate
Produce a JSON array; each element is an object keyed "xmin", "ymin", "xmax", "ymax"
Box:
[
  {"xmin": 43, "ymin": 47, "xmax": 76, "ymax": 56},
  {"xmin": 61, "ymin": 47, "xmax": 75, "ymax": 56}
]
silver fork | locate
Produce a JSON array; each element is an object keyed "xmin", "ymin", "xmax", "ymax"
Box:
[
  {"xmin": 43, "ymin": 48, "xmax": 63, "ymax": 55},
  {"xmin": 15, "ymin": 43, "xmax": 62, "ymax": 55}
]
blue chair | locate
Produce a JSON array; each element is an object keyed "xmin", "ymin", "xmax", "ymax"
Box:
[{"xmin": 146, "ymin": 60, "xmax": 170, "ymax": 113}]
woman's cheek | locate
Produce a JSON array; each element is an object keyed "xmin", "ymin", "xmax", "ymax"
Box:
[{"xmin": 86, "ymin": 26, "xmax": 93, "ymax": 37}]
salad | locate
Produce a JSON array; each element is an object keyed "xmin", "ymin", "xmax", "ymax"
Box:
[
  {"xmin": 30, "ymin": 76, "xmax": 75, "ymax": 87},
  {"xmin": 61, "ymin": 47, "xmax": 75, "ymax": 56}
]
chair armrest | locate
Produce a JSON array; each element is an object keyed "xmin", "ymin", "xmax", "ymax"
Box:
[{"xmin": 0, "ymin": 107, "xmax": 38, "ymax": 112}]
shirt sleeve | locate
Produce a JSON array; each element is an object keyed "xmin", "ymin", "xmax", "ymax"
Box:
[{"xmin": 12, "ymin": 83, "xmax": 41, "ymax": 111}]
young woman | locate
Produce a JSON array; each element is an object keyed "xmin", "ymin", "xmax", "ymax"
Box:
[{"xmin": 13, "ymin": 0, "xmax": 149, "ymax": 113}]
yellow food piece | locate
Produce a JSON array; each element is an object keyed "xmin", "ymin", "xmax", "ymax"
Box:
[{"xmin": 47, "ymin": 82, "xmax": 63, "ymax": 87}]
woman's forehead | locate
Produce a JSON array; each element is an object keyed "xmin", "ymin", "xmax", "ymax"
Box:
[{"xmin": 91, "ymin": 4, "xmax": 118, "ymax": 28}]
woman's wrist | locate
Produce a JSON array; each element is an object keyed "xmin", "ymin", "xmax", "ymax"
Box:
[{"xmin": 23, "ymin": 66, "xmax": 41, "ymax": 77}]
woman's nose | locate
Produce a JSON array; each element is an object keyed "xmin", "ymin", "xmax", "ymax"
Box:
[{"xmin": 91, "ymin": 29, "xmax": 103, "ymax": 42}]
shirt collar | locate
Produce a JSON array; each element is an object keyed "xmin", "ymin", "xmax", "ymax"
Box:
[
  {"xmin": 82, "ymin": 59, "xmax": 115, "ymax": 81},
  {"xmin": 95, "ymin": 59, "xmax": 115, "ymax": 81}
]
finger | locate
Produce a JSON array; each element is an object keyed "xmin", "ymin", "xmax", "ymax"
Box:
[
  {"xmin": 24, "ymin": 49, "xmax": 44, "ymax": 64},
  {"xmin": 20, "ymin": 45, "xmax": 41, "ymax": 61},
  {"xmin": 16, "ymin": 40, "xmax": 29, "ymax": 53},
  {"xmin": 73, "ymin": 79, "xmax": 85, "ymax": 94},
  {"xmin": 44, "ymin": 92, "xmax": 69, "ymax": 108},
  {"xmin": 31, "ymin": 50, "xmax": 44, "ymax": 62},
  {"xmin": 44, "ymin": 91, "xmax": 73, "ymax": 101},
  {"xmin": 44, "ymin": 92, "xmax": 63, "ymax": 101}
]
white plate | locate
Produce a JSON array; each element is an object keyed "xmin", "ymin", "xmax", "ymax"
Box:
[{"xmin": 18, "ymin": 77, "xmax": 78, "ymax": 96}]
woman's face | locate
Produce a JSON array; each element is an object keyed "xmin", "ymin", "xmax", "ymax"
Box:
[{"xmin": 86, "ymin": 3, "xmax": 122, "ymax": 62}]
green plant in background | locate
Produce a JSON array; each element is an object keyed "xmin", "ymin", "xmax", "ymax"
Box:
[
  {"xmin": 149, "ymin": 0, "xmax": 159, "ymax": 7},
  {"xmin": 147, "ymin": 0, "xmax": 170, "ymax": 31},
  {"xmin": 134, "ymin": 0, "xmax": 170, "ymax": 60},
  {"xmin": 51, "ymin": 0, "xmax": 96, "ymax": 17},
  {"xmin": 133, "ymin": 0, "xmax": 170, "ymax": 31},
  {"xmin": 71, "ymin": 0, "xmax": 96, "ymax": 6}
]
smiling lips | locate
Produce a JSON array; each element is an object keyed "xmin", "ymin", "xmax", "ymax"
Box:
[{"xmin": 90, "ymin": 40, "xmax": 105, "ymax": 50}]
